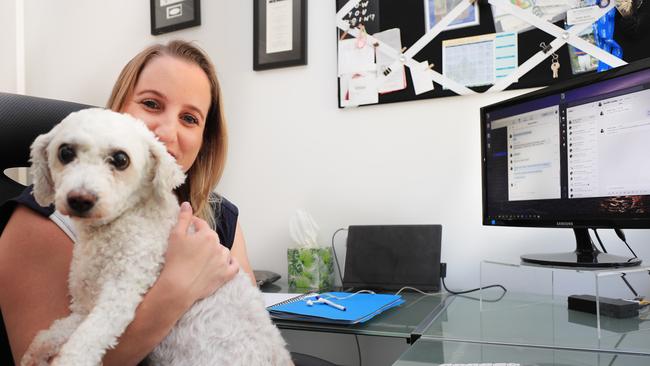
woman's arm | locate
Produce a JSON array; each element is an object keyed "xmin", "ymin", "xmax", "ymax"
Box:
[
  {"xmin": 0, "ymin": 206, "xmax": 73, "ymax": 363},
  {"xmin": 0, "ymin": 203, "xmax": 238, "ymax": 366},
  {"xmin": 230, "ymin": 222, "xmax": 256, "ymax": 286}
]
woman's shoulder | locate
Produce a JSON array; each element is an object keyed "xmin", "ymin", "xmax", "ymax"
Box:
[
  {"xmin": 209, "ymin": 193, "xmax": 239, "ymax": 249},
  {"xmin": 215, "ymin": 195, "xmax": 238, "ymax": 217},
  {"xmin": 0, "ymin": 186, "xmax": 54, "ymax": 233},
  {"xmin": 1, "ymin": 186, "xmax": 77, "ymax": 242}
]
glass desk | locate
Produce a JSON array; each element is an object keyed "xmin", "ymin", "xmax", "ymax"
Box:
[
  {"xmin": 393, "ymin": 339, "xmax": 650, "ymax": 366},
  {"xmin": 262, "ymin": 282, "xmax": 447, "ymax": 342},
  {"xmin": 420, "ymin": 289, "xmax": 650, "ymax": 356}
]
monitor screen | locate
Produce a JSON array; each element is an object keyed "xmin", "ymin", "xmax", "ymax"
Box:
[{"xmin": 481, "ymin": 58, "xmax": 650, "ymax": 267}]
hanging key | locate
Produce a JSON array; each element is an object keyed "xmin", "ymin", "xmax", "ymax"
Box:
[{"xmin": 551, "ymin": 61, "xmax": 560, "ymax": 78}]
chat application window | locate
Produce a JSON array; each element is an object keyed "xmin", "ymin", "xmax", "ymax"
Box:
[
  {"xmin": 495, "ymin": 106, "xmax": 561, "ymax": 201},
  {"xmin": 567, "ymin": 88, "xmax": 650, "ymax": 198}
]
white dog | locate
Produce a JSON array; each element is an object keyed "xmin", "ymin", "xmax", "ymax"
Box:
[{"xmin": 21, "ymin": 108, "xmax": 293, "ymax": 366}]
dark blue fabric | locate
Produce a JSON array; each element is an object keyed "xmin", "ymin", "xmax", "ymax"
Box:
[
  {"xmin": 213, "ymin": 194, "xmax": 239, "ymax": 249},
  {"xmin": 0, "ymin": 186, "xmax": 239, "ymax": 365}
]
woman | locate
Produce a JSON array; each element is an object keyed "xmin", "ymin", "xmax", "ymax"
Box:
[{"xmin": 0, "ymin": 40, "xmax": 255, "ymax": 365}]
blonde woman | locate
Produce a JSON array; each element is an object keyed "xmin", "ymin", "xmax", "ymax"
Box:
[{"xmin": 0, "ymin": 40, "xmax": 255, "ymax": 365}]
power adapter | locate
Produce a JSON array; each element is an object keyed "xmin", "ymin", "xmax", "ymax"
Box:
[{"xmin": 568, "ymin": 294, "xmax": 639, "ymax": 319}]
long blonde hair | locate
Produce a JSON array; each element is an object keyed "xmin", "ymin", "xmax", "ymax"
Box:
[{"xmin": 107, "ymin": 40, "xmax": 227, "ymax": 228}]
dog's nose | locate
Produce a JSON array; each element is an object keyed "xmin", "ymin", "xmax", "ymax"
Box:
[{"xmin": 67, "ymin": 189, "xmax": 97, "ymax": 214}]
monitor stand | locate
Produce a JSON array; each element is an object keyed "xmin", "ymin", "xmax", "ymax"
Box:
[{"xmin": 521, "ymin": 228, "xmax": 642, "ymax": 268}]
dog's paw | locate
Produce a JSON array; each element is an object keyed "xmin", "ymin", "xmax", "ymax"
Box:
[
  {"xmin": 20, "ymin": 348, "xmax": 54, "ymax": 366},
  {"xmin": 21, "ymin": 331, "xmax": 66, "ymax": 366}
]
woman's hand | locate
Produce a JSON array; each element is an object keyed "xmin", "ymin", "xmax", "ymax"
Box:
[{"xmin": 160, "ymin": 202, "xmax": 240, "ymax": 304}]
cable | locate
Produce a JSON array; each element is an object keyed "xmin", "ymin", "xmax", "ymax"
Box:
[
  {"xmin": 620, "ymin": 273, "xmax": 639, "ymax": 298},
  {"xmin": 594, "ymin": 228, "xmax": 642, "ymax": 298},
  {"xmin": 594, "ymin": 228, "xmax": 643, "ymax": 299},
  {"xmin": 329, "ymin": 226, "xmax": 362, "ymax": 366},
  {"xmin": 439, "ymin": 262, "xmax": 507, "ymax": 297},
  {"xmin": 394, "ymin": 286, "xmax": 445, "ymax": 297},
  {"xmin": 354, "ymin": 334, "xmax": 362, "ymax": 366},
  {"xmin": 592, "ymin": 228, "xmax": 608, "ymax": 253},
  {"xmin": 456, "ymin": 289, "xmax": 509, "ymax": 303},
  {"xmin": 321, "ymin": 290, "xmax": 375, "ymax": 300},
  {"xmin": 615, "ymin": 228, "xmax": 638, "ymax": 258},
  {"xmin": 331, "ymin": 228, "xmax": 347, "ymax": 286},
  {"xmin": 441, "ymin": 277, "xmax": 507, "ymax": 296}
]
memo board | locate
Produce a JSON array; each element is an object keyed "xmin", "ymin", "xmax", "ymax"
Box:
[{"xmin": 336, "ymin": 0, "xmax": 650, "ymax": 108}]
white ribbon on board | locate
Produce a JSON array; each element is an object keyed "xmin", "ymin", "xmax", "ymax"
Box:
[{"xmin": 336, "ymin": 0, "xmax": 628, "ymax": 97}]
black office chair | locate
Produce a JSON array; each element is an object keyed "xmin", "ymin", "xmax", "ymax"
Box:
[
  {"xmin": 0, "ymin": 92, "xmax": 339, "ymax": 366},
  {"xmin": 0, "ymin": 92, "xmax": 91, "ymax": 206},
  {"xmin": 0, "ymin": 92, "xmax": 91, "ymax": 365}
]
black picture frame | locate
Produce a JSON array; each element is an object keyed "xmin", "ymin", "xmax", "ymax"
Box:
[
  {"xmin": 254, "ymin": 0, "xmax": 308, "ymax": 71},
  {"xmin": 150, "ymin": 0, "xmax": 201, "ymax": 36}
]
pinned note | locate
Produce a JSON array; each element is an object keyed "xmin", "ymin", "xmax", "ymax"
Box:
[
  {"xmin": 340, "ymin": 70, "xmax": 379, "ymax": 107},
  {"xmin": 410, "ymin": 61, "xmax": 435, "ymax": 95},
  {"xmin": 373, "ymin": 28, "xmax": 407, "ymax": 94},
  {"xmin": 338, "ymin": 38, "xmax": 375, "ymax": 76}
]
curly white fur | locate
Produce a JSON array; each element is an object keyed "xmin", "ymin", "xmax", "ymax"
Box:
[{"xmin": 22, "ymin": 108, "xmax": 293, "ymax": 366}]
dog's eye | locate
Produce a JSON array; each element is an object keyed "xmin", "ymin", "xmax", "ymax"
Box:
[
  {"xmin": 58, "ymin": 144, "xmax": 76, "ymax": 164},
  {"xmin": 109, "ymin": 151, "xmax": 130, "ymax": 170}
]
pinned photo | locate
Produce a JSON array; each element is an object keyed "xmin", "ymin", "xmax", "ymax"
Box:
[{"xmin": 424, "ymin": 0, "xmax": 479, "ymax": 33}]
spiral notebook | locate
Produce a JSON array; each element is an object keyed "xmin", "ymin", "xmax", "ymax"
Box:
[{"xmin": 266, "ymin": 292, "xmax": 404, "ymax": 324}]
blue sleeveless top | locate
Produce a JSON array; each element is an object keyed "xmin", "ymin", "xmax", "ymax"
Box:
[{"xmin": 0, "ymin": 186, "xmax": 239, "ymax": 365}]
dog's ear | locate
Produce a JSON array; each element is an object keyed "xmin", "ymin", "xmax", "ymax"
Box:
[
  {"xmin": 148, "ymin": 138, "xmax": 186, "ymax": 195},
  {"xmin": 30, "ymin": 126, "xmax": 58, "ymax": 206}
]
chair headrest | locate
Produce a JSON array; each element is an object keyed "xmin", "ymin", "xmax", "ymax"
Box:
[{"xmin": 0, "ymin": 92, "xmax": 93, "ymax": 203}]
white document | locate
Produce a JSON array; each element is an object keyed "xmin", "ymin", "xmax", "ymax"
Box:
[
  {"xmin": 266, "ymin": 0, "xmax": 293, "ymax": 54},
  {"xmin": 443, "ymin": 32, "xmax": 517, "ymax": 88},
  {"xmin": 492, "ymin": 0, "xmax": 573, "ymax": 33},
  {"xmin": 373, "ymin": 28, "xmax": 407, "ymax": 94},
  {"xmin": 263, "ymin": 293, "xmax": 303, "ymax": 308},
  {"xmin": 338, "ymin": 38, "xmax": 376, "ymax": 76},
  {"xmin": 410, "ymin": 61, "xmax": 435, "ymax": 95},
  {"xmin": 340, "ymin": 70, "xmax": 379, "ymax": 107},
  {"xmin": 494, "ymin": 32, "xmax": 518, "ymax": 81},
  {"xmin": 566, "ymin": 6, "xmax": 599, "ymax": 25},
  {"xmin": 443, "ymin": 33, "xmax": 495, "ymax": 87}
]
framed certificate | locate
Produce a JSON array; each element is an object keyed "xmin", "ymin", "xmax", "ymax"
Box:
[
  {"xmin": 150, "ymin": 0, "xmax": 201, "ymax": 36},
  {"xmin": 254, "ymin": 0, "xmax": 308, "ymax": 70}
]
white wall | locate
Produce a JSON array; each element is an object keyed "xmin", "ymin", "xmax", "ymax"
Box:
[
  {"xmin": 19, "ymin": 0, "xmax": 650, "ymax": 292},
  {"xmin": 0, "ymin": 0, "xmax": 18, "ymax": 93}
]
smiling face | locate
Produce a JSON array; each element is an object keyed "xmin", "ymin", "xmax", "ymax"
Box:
[{"xmin": 120, "ymin": 55, "xmax": 211, "ymax": 172}]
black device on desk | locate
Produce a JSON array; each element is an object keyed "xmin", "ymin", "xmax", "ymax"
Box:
[
  {"xmin": 342, "ymin": 225, "xmax": 442, "ymax": 292},
  {"xmin": 254, "ymin": 270, "xmax": 281, "ymax": 287},
  {"xmin": 481, "ymin": 57, "xmax": 650, "ymax": 268}
]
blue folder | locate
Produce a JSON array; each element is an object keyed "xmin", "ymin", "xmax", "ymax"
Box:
[{"xmin": 268, "ymin": 292, "xmax": 404, "ymax": 324}]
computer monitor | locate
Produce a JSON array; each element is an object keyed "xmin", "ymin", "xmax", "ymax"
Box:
[{"xmin": 481, "ymin": 57, "xmax": 650, "ymax": 268}]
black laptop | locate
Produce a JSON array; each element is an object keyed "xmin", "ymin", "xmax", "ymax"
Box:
[{"xmin": 341, "ymin": 225, "xmax": 442, "ymax": 292}]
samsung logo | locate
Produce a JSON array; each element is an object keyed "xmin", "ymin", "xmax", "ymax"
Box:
[{"xmin": 557, "ymin": 221, "xmax": 573, "ymax": 226}]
